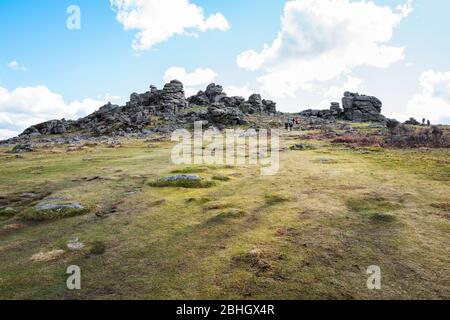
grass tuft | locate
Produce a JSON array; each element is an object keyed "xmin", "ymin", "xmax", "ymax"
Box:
[
  {"xmin": 170, "ymin": 167, "xmax": 208, "ymax": 174},
  {"xmin": 265, "ymin": 193, "xmax": 289, "ymax": 205},
  {"xmin": 89, "ymin": 241, "xmax": 106, "ymax": 255},
  {"xmin": 370, "ymin": 212, "xmax": 398, "ymax": 223},
  {"xmin": 212, "ymin": 174, "xmax": 231, "ymax": 181}
]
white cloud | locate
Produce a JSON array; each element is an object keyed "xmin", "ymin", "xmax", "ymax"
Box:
[
  {"xmin": 163, "ymin": 66, "xmax": 217, "ymax": 87},
  {"xmin": 405, "ymin": 70, "xmax": 450, "ymax": 123},
  {"xmin": 110, "ymin": 0, "xmax": 230, "ymax": 51},
  {"xmin": 237, "ymin": 0, "xmax": 412, "ymax": 98},
  {"xmin": 0, "ymin": 129, "xmax": 20, "ymax": 141},
  {"xmin": 223, "ymin": 85, "xmax": 254, "ymax": 99},
  {"xmin": 163, "ymin": 66, "xmax": 218, "ymax": 97},
  {"xmin": 0, "ymin": 86, "xmax": 107, "ymax": 140},
  {"xmin": 7, "ymin": 60, "xmax": 27, "ymax": 72},
  {"xmin": 321, "ymin": 76, "xmax": 363, "ymax": 102}
]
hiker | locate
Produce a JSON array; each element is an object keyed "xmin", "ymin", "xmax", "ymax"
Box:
[
  {"xmin": 289, "ymin": 119, "xmax": 294, "ymax": 131},
  {"xmin": 427, "ymin": 119, "xmax": 431, "ymax": 127},
  {"xmin": 284, "ymin": 120, "xmax": 289, "ymax": 131},
  {"xmin": 422, "ymin": 118, "xmax": 426, "ymax": 126}
]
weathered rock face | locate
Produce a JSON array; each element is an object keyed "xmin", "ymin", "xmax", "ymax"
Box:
[
  {"xmin": 22, "ymin": 119, "xmax": 68, "ymax": 136},
  {"xmin": 299, "ymin": 92, "xmax": 385, "ymax": 123},
  {"xmin": 342, "ymin": 92, "xmax": 385, "ymax": 122}
]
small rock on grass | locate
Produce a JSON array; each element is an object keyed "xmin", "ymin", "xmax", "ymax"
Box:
[
  {"xmin": 67, "ymin": 238, "xmax": 85, "ymax": 251},
  {"xmin": 34, "ymin": 202, "xmax": 84, "ymax": 212},
  {"xmin": 2, "ymin": 223, "xmax": 25, "ymax": 231}
]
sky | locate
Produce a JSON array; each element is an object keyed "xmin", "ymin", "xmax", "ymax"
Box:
[{"xmin": 1, "ymin": 0, "xmax": 450, "ymax": 139}]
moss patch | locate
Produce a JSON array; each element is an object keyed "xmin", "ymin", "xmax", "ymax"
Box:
[
  {"xmin": 148, "ymin": 178, "xmax": 215, "ymax": 189},
  {"xmin": 347, "ymin": 196, "xmax": 401, "ymax": 215},
  {"xmin": 18, "ymin": 207, "xmax": 89, "ymax": 221}
]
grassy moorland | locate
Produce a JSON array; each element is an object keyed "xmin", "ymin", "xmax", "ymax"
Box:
[{"xmin": 0, "ymin": 128, "xmax": 449, "ymax": 300}]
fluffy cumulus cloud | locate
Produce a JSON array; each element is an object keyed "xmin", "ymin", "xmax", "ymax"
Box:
[
  {"xmin": 223, "ymin": 85, "xmax": 254, "ymax": 99},
  {"xmin": 405, "ymin": 70, "xmax": 450, "ymax": 124},
  {"xmin": 0, "ymin": 86, "xmax": 109, "ymax": 140},
  {"xmin": 163, "ymin": 66, "xmax": 218, "ymax": 97},
  {"xmin": 163, "ymin": 66, "xmax": 217, "ymax": 87},
  {"xmin": 110, "ymin": 0, "xmax": 230, "ymax": 51},
  {"xmin": 237, "ymin": 0, "xmax": 412, "ymax": 98}
]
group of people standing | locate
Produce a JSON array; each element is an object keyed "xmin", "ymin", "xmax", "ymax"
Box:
[{"xmin": 284, "ymin": 118, "xmax": 300, "ymax": 131}]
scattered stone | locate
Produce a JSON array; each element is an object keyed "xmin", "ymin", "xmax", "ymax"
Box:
[
  {"xmin": 67, "ymin": 238, "xmax": 85, "ymax": 251},
  {"xmin": 163, "ymin": 174, "xmax": 201, "ymax": 182},
  {"xmin": 44, "ymin": 195, "xmax": 68, "ymax": 201},
  {"xmin": 21, "ymin": 192, "xmax": 39, "ymax": 198},
  {"xmin": 11, "ymin": 143, "xmax": 35, "ymax": 153},
  {"xmin": 2, "ymin": 223, "xmax": 25, "ymax": 231},
  {"xmin": 290, "ymin": 144, "xmax": 305, "ymax": 151},
  {"xmin": 30, "ymin": 250, "xmax": 66, "ymax": 262},
  {"xmin": 34, "ymin": 202, "xmax": 84, "ymax": 212}
]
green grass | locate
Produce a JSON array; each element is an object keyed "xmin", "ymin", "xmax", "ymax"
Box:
[{"xmin": 0, "ymin": 134, "xmax": 449, "ymax": 300}]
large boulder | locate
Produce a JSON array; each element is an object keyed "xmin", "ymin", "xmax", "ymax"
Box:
[
  {"xmin": 342, "ymin": 92, "xmax": 385, "ymax": 122},
  {"xmin": 206, "ymin": 103, "xmax": 246, "ymax": 127},
  {"xmin": 188, "ymin": 90, "xmax": 210, "ymax": 106},
  {"xmin": 20, "ymin": 119, "xmax": 68, "ymax": 136}
]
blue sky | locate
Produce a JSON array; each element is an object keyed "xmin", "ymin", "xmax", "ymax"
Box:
[{"xmin": 1, "ymin": 0, "xmax": 450, "ymax": 139}]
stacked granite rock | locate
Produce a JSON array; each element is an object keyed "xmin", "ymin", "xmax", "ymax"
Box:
[
  {"xmin": 159, "ymin": 80, "xmax": 188, "ymax": 114},
  {"xmin": 342, "ymin": 92, "xmax": 385, "ymax": 122}
]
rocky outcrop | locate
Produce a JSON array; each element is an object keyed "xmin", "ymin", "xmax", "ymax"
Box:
[
  {"xmin": 299, "ymin": 102, "xmax": 343, "ymax": 120},
  {"xmin": 342, "ymin": 92, "xmax": 385, "ymax": 122},
  {"xmin": 299, "ymin": 92, "xmax": 385, "ymax": 123},
  {"xmin": 404, "ymin": 117, "xmax": 421, "ymax": 126},
  {"xmin": 188, "ymin": 84, "xmax": 277, "ymax": 116},
  {"xmin": 16, "ymin": 81, "xmax": 277, "ymax": 139}
]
